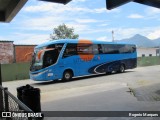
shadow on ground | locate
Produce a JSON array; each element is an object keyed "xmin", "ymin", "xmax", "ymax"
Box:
[{"xmin": 31, "ymin": 71, "xmax": 134, "ymax": 86}]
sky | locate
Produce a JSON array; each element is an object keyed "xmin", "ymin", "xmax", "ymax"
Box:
[{"xmin": 1, "ymin": 0, "xmax": 160, "ymax": 45}]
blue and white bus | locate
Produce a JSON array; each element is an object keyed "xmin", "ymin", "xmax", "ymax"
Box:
[{"xmin": 30, "ymin": 39, "xmax": 137, "ymax": 81}]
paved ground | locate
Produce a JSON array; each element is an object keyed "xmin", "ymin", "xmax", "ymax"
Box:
[{"xmin": 2, "ymin": 65, "xmax": 160, "ymax": 120}]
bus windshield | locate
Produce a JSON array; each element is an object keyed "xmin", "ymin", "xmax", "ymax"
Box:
[{"xmin": 30, "ymin": 43, "xmax": 64, "ymax": 72}]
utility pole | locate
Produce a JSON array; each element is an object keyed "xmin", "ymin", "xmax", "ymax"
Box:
[{"xmin": 112, "ymin": 30, "xmax": 114, "ymax": 42}]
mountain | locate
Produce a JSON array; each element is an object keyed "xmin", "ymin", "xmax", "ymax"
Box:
[
  {"xmin": 117, "ymin": 34, "xmax": 157, "ymax": 47},
  {"xmin": 153, "ymin": 38, "xmax": 160, "ymax": 46}
]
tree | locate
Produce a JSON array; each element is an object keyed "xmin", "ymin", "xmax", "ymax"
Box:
[{"xmin": 50, "ymin": 24, "xmax": 79, "ymax": 40}]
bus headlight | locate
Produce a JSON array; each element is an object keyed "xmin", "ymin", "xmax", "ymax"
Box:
[{"xmin": 47, "ymin": 73, "xmax": 53, "ymax": 77}]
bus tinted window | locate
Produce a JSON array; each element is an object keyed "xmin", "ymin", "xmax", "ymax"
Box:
[
  {"xmin": 43, "ymin": 43, "xmax": 64, "ymax": 67},
  {"xmin": 77, "ymin": 44, "xmax": 102, "ymax": 55},
  {"xmin": 63, "ymin": 43, "xmax": 77, "ymax": 58},
  {"xmin": 97, "ymin": 44, "xmax": 103, "ymax": 54},
  {"xmin": 103, "ymin": 44, "xmax": 119, "ymax": 54},
  {"xmin": 102, "ymin": 44, "xmax": 136, "ymax": 54},
  {"xmin": 119, "ymin": 45, "xmax": 136, "ymax": 53},
  {"xmin": 77, "ymin": 43, "xmax": 93, "ymax": 55},
  {"xmin": 63, "ymin": 43, "xmax": 136, "ymax": 58}
]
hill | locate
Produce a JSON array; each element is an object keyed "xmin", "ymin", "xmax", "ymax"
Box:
[{"xmin": 117, "ymin": 34, "xmax": 159, "ymax": 47}]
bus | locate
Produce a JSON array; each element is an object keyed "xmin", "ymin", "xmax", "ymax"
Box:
[{"xmin": 30, "ymin": 39, "xmax": 137, "ymax": 81}]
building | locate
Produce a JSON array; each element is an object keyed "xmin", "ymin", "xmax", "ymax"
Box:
[
  {"xmin": 14, "ymin": 45, "xmax": 36, "ymax": 63},
  {"xmin": 0, "ymin": 41, "xmax": 14, "ymax": 64},
  {"xmin": 0, "ymin": 41, "xmax": 36, "ymax": 64},
  {"xmin": 137, "ymin": 47, "xmax": 157, "ymax": 57}
]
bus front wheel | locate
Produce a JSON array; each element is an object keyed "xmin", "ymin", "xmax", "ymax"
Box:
[{"xmin": 62, "ymin": 70, "xmax": 73, "ymax": 81}]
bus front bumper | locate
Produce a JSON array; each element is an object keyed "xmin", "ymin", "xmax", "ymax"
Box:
[{"xmin": 30, "ymin": 70, "xmax": 57, "ymax": 81}]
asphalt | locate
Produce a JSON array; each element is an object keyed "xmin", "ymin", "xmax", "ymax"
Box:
[{"xmin": 2, "ymin": 65, "xmax": 160, "ymax": 120}]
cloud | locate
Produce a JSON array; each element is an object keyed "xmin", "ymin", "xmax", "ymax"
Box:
[
  {"xmin": 1, "ymin": 33, "xmax": 50, "ymax": 45},
  {"xmin": 24, "ymin": 1, "xmax": 120, "ymax": 14},
  {"xmin": 94, "ymin": 8, "xmax": 106, "ymax": 13},
  {"xmin": 145, "ymin": 7, "xmax": 160, "ymax": 15},
  {"xmin": 78, "ymin": 27, "xmax": 150, "ymax": 41},
  {"xmin": 19, "ymin": 0, "xmax": 121, "ymax": 37},
  {"xmin": 21, "ymin": 1, "xmax": 113, "ymax": 33},
  {"xmin": 73, "ymin": 0, "xmax": 86, "ymax": 2},
  {"xmin": 128, "ymin": 14, "xmax": 144, "ymax": 19},
  {"xmin": 21, "ymin": 16, "xmax": 62, "ymax": 31},
  {"xmin": 98, "ymin": 23, "xmax": 108, "ymax": 27},
  {"xmin": 143, "ymin": 7, "xmax": 160, "ymax": 20},
  {"xmin": 65, "ymin": 23, "xmax": 90, "ymax": 33},
  {"xmin": 113, "ymin": 28, "xmax": 151, "ymax": 40},
  {"xmin": 147, "ymin": 29, "xmax": 160, "ymax": 40},
  {"xmin": 97, "ymin": 36, "xmax": 110, "ymax": 41},
  {"xmin": 24, "ymin": 2, "xmax": 90, "ymax": 13},
  {"xmin": 4, "ymin": 0, "xmax": 159, "ymax": 45},
  {"xmin": 75, "ymin": 19, "xmax": 98, "ymax": 23}
]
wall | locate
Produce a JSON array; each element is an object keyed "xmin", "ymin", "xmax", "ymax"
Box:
[
  {"xmin": 137, "ymin": 56, "xmax": 160, "ymax": 67},
  {"xmin": 1, "ymin": 56, "xmax": 160, "ymax": 82},
  {"xmin": 1, "ymin": 62, "xmax": 30, "ymax": 82},
  {"xmin": 15, "ymin": 45, "xmax": 36, "ymax": 63},
  {"xmin": 0, "ymin": 41, "xmax": 14, "ymax": 64},
  {"xmin": 137, "ymin": 48, "xmax": 157, "ymax": 57},
  {"xmin": 0, "ymin": 41, "xmax": 36, "ymax": 64}
]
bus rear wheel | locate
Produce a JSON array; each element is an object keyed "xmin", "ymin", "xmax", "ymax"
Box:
[
  {"xmin": 62, "ymin": 70, "xmax": 73, "ymax": 81},
  {"xmin": 118, "ymin": 64, "xmax": 125, "ymax": 73}
]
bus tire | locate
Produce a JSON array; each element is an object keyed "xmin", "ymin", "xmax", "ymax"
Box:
[
  {"xmin": 106, "ymin": 69, "xmax": 112, "ymax": 75},
  {"xmin": 118, "ymin": 64, "xmax": 125, "ymax": 73},
  {"xmin": 106, "ymin": 71, "xmax": 112, "ymax": 75},
  {"xmin": 62, "ymin": 70, "xmax": 73, "ymax": 81}
]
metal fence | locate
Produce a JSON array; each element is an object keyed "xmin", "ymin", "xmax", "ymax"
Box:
[{"xmin": 0, "ymin": 85, "xmax": 37, "ymax": 120}]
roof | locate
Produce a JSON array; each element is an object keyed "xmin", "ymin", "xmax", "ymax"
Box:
[
  {"xmin": 14, "ymin": 44, "xmax": 37, "ymax": 46},
  {"xmin": 39, "ymin": 0, "xmax": 71, "ymax": 4},
  {"xmin": 0, "ymin": 0, "xmax": 71, "ymax": 23},
  {"xmin": 0, "ymin": 0, "xmax": 28, "ymax": 22},
  {"xmin": 1, "ymin": 0, "xmax": 160, "ymax": 23},
  {"xmin": 0, "ymin": 40, "xmax": 13, "ymax": 42},
  {"xmin": 106, "ymin": 0, "xmax": 160, "ymax": 10},
  {"xmin": 36, "ymin": 39, "xmax": 135, "ymax": 48}
]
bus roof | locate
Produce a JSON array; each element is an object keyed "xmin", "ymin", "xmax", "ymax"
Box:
[{"xmin": 35, "ymin": 39, "xmax": 136, "ymax": 48}]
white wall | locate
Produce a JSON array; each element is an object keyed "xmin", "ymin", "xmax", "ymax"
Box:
[{"xmin": 137, "ymin": 48, "xmax": 158, "ymax": 57}]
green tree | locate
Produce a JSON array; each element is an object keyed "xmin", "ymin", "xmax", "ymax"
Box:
[{"xmin": 50, "ymin": 24, "xmax": 79, "ymax": 40}]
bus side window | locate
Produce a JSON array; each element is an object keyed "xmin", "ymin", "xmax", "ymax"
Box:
[
  {"xmin": 77, "ymin": 43, "xmax": 93, "ymax": 54},
  {"xmin": 98, "ymin": 44, "xmax": 103, "ymax": 54},
  {"xmin": 63, "ymin": 44, "xmax": 77, "ymax": 58},
  {"xmin": 124, "ymin": 45, "xmax": 133, "ymax": 53},
  {"xmin": 119, "ymin": 45, "xmax": 125, "ymax": 53},
  {"xmin": 131, "ymin": 45, "xmax": 136, "ymax": 53},
  {"xmin": 93, "ymin": 44, "xmax": 98, "ymax": 54},
  {"xmin": 103, "ymin": 44, "xmax": 119, "ymax": 54}
]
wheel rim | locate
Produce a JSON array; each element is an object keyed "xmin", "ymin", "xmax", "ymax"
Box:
[{"xmin": 65, "ymin": 72, "xmax": 70, "ymax": 80}]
